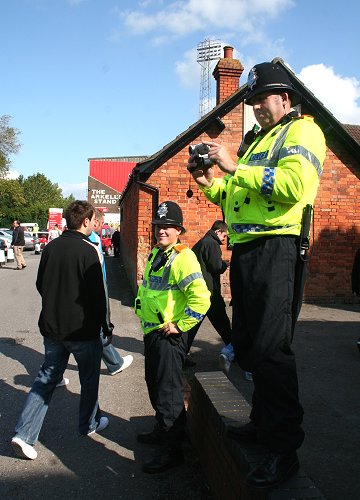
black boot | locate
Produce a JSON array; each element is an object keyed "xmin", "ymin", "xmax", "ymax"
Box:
[
  {"xmin": 246, "ymin": 451, "xmax": 299, "ymax": 489},
  {"xmin": 142, "ymin": 446, "xmax": 184, "ymax": 474},
  {"xmin": 226, "ymin": 421, "xmax": 258, "ymax": 443},
  {"xmin": 137, "ymin": 425, "xmax": 166, "ymax": 445}
]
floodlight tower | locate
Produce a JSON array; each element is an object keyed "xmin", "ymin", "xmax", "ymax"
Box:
[{"xmin": 197, "ymin": 39, "xmax": 222, "ymax": 117}]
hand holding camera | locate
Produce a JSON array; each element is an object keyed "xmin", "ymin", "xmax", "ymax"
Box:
[
  {"xmin": 188, "ymin": 141, "xmax": 238, "ymax": 179},
  {"xmin": 187, "ymin": 143, "xmax": 215, "ymax": 188},
  {"xmin": 187, "ymin": 143, "xmax": 213, "ymax": 173}
]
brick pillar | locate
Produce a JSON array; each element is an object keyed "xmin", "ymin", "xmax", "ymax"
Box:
[{"xmin": 213, "ymin": 46, "xmax": 244, "ymax": 105}]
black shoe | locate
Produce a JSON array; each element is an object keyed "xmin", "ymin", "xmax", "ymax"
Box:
[
  {"xmin": 246, "ymin": 451, "xmax": 299, "ymax": 489},
  {"xmin": 137, "ymin": 426, "xmax": 166, "ymax": 445},
  {"xmin": 142, "ymin": 447, "xmax": 184, "ymax": 474},
  {"xmin": 226, "ymin": 421, "xmax": 258, "ymax": 443}
]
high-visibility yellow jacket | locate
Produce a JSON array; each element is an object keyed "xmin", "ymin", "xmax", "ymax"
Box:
[
  {"xmin": 135, "ymin": 244, "xmax": 211, "ymax": 335},
  {"xmin": 200, "ymin": 115, "xmax": 326, "ymax": 244}
]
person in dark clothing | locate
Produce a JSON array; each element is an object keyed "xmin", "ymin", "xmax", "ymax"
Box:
[
  {"xmin": 11, "ymin": 201, "xmax": 113, "ymax": 460},
  {"xmin": 351, "ymin": 249, "xmax": 360, "ymax": 296},
  {"xmin": 351, "ymin": 249, "xmax": 360, "ymax": 352},
  {"xmin": 111, "ymin": 227, "xmax": 120, "ymax": 257},
  {"xmin": 11, "ymin": 220, "xmax": 26, "ymax": 270},
  {"xmin": 187, "ymin": 221, "xmax": 231, "ymax": 356},
  {"xmin": 188, "ymin": 63, "xmax": 326, "ymax": 488}
]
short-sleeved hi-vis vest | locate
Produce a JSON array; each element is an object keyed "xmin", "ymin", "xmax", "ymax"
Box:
[
  {"xmin": 201, "ymin": 115, "xmax": 326, "ymax": 244},
  {"xmin": 135, "ymin": 244, "xmax": 211, "ymax": 335}
]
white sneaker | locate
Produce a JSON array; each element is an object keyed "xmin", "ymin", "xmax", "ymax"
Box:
[
  {"xmin": 219, "ymin": 353, "xmax": 231, "ymax": 375},
  {"xmin": 56, "ymin": 377, "xmax": 69, "ymax": 388},
  {"xmin": 87, "ymin": 416, "xmax": 109, "ymax": 435},
  {"xmin": 109, "ymin": 355, "xmax": 133, "ymax": 375},
  {"xmin": 11, "ymin": 436, "xmax": 38, "ymax": 460}
]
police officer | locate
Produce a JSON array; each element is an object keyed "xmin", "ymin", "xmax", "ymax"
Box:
[
  {"xmin": 135, "ymin": 201, "xmax": 210, "ymax": 473},
  {"xmin": 188, "ymin": 62, "xmax": 326, "ymax": 488}
]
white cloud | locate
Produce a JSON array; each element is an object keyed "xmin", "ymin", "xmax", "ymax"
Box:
[
  {"xmin": 298, "ymin": 64, "xmax": 360, "ymax": 124},
  {"xmin": 175, "ymin": 47, "xmax": 199, "ymax": 88},
  {"xmin": 118, "ymin": 0, "xmax": 294, "ymax": 38},
  {"xmin": 5, "ymin": 170, "xmax": 20, "ymax": 180},
  {"xmin": 60, "ymin": 181, "xmax": 88, "ymax": 199}
]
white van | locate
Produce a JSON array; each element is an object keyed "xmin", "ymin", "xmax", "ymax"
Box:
[{"xmin": 20, "ymin": 223, "xmax": 38, "ymax": 233}]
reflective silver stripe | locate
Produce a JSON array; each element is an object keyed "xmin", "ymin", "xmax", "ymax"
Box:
[
  {"xmin": 144, "ymin": 251, "xmax": 180, "ymax": 291},
  {"xmin": 232, "ymin": 223, "xmax": 297, "ymax": 233},
  {"xmin": 178, "ymin": 272, "xmax": 204, "ymax": 290},
  {"xmin": 247, "ymin": 122, "xmax": 293, "ymax": 196},
  {"xmin": 184, "ymin": 306, "xmax": 205, "ymax": 321},
  {"xmin": 148, "ymin": 275, "xmax": 180, "ymax": 291},
  {"xmin": 279, "ymin": 145, "xmax": 323, "ymax": 178}
]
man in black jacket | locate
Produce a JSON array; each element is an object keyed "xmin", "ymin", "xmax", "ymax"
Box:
[
  {"xmin": 351, "ymin": 249, "xmax": 360, "ymax": 352},
  {"xmin": 11, "ymin": 220, "xmax": 27, "ymax": 270},
  {"xmin": 11, "ymin": 201, "xmax": 113, "ymax": 460},
  {"xmin": 187, "ymin": 221, "xmax": 232, "ymax": 360}
]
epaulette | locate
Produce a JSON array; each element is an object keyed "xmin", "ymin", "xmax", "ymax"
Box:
[
  {"xmin": 174, "ymin": 244, "xmax": 188, "ymax": 253},
  {"xmin": 294, "ymin": 114, "xmax": 314, "ymax": 120}
]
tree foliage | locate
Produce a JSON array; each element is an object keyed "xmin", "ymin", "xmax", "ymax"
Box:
[
  {"xmin": 0, "ymin": 173, "xmax": 76, "ymax": 228},
  {"xmin": 0, "ymin": 115, "xmax": 21, "ymax": 178},
  {"xmin": 0, "ymin": 178, "xmax": 26, "ymax": 220},
  {"xmin": 0, "ymin": 117, "xmax": 78, "ymax": 228}
]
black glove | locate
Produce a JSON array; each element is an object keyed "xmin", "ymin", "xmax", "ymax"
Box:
[{"xmin": 102, "ymin": 323, "xmax": 114, "ymax": 347}]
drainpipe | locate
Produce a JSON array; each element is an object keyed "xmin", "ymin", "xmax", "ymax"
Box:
[{"xmin": 135, "ymin": 180, "xmax": 159, "ymax": 245}]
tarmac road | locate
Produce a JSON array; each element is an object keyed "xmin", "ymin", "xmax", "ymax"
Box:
[{"xmin": 0, "ymin": 251, "xmax": 359, "ymax": 500}]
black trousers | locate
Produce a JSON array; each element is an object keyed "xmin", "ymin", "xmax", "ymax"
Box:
[
  {"xmin": 186, "ymin": 291, "xmax": 232, "ymax": 353},
  {"xmin": 230, "ymin": 236, "xmax": 305, "ymax": 453},
  {"xmin": 144, "ymin": 330, "xmax": 187, "ymax": 447}
]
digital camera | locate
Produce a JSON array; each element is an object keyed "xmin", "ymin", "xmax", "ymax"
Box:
[{"xmin": 188, "ymin": 143, "xmax": 212, "ymax": 173}]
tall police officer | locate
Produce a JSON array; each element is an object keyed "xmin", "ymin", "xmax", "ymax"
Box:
[
  {"xmin": 188, "ymin": 62, "xmax": 326, "ymax": 488},
  {"xmin": 135, "ymin": 201, "xmax": 210, "ymax": 473}
]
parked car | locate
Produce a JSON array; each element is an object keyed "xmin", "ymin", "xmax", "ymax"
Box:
[
  {"xmin": 0, "ymin": 229, "xmax": 12, "ymax": 243},
  {"xmin": 101, "ymin": 224, "xmax": 113, "ymax": 255},
  {"xmin": 34, "ymin": 232, "xmax": 49, "ymax": 250},
  {"xmin": 0, "ymin": 229, "xmax": 35, "ymax": 250},
  {"xmin": 24, "ymin": 231, "xmax": 35, "ymax": 250},
  {"xmin": 0, "ymin": 236, "xmax": 10, "ymax": 265}
]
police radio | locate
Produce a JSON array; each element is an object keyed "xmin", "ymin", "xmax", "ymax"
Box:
[{"xmin": 299, "ymin": 204, "xmax": 313, "ymax": 260}]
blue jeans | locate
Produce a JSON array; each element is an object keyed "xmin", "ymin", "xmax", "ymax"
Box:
[
  {"xmin": 102, "ymin": 341, "xmax": 124, "ymax": 374},
  {"xmin": 14, "ymin": 336, "xmax": 103, "ymax": 445}
]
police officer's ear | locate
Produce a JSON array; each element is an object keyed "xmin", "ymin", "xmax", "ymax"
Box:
[{"xmin": 279, "ymin": 91, "xmax": 291, "ymax": 107}]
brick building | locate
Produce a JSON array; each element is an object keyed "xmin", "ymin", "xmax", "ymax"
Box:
[{"xmin": 119, "ymin": 46, "xmax": 360, "ymax": 303}]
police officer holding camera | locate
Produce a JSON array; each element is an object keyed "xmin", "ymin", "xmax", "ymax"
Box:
[
  {"xmin": 135, "ymin": 201, "xmax": 210, "ymax": 473},
  {"xmin": 188, "ymin": 62, "xmax": 326, "ymax": 488}
]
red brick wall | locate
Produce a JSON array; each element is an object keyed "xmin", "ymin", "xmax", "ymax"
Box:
[
  {"xmin": 122, "ymin": 104, "xmax": 244, "ymax": 297},
  {"xmin": 306, "ymin": 135, "xmax": 360, "ymax": 302},
  {"xmin": 121, "ymin": 103, "xmax": 360, "ymax": 303}
]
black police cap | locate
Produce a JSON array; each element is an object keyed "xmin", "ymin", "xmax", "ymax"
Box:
[
  {"xmin": 152, "ymin": 201, "xmax": 186, "ymax": 234},
  {"xmin": 245, "ymin": 62, "xmax": 301, "ymax": 106}
]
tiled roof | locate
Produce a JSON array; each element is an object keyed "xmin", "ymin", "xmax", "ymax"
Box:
[{"xmin": 343, "ymin": 124, "xmax": 360, "ymax": 145}]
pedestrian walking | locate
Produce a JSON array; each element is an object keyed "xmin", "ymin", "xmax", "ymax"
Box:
[
  {"xmin": 11, "ymin": 201, "xmax": 113, "ymax": 460},
  {"xmin": 11, "ymin": 220, "xmax": 27, "ymax": 270}
]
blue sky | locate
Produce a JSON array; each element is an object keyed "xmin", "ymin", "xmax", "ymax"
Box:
[{"xmin": 2, "ymin": 0, "xmax": 360, "ymax": 199}]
